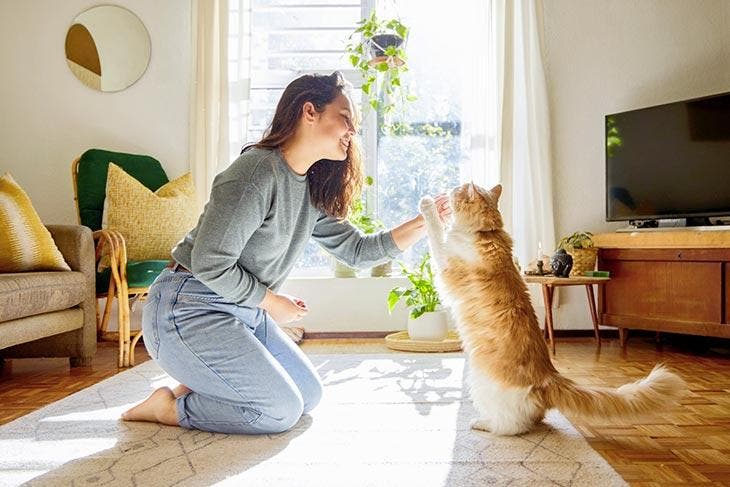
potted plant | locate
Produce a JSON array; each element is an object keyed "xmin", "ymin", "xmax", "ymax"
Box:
[
  {"xmin": 347, "ymin": 176, "xmax": 392, "ymax": 277},
  {"xmin": 387, "ymin": 253, "xmax": 448, "ymax": 341},
  {"xmin": 345, "ymin": 11, "xmax": 415, "ymax": 119},
  {"xmin": 557, "ymin": 231, "xmax": 596, "ymax": 277}
]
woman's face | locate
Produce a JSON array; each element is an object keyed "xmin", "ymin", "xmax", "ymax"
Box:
[{"xmin": 312, "ymin": 93, "xmax": 357, "ymax": 161}]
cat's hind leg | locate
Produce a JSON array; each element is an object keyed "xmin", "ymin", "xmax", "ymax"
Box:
[{"xmin": 468, "ymin": 372, "xmax": 543, "ymax": 436}]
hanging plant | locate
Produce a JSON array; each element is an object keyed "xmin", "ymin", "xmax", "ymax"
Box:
[{"xmin": 345, "ymin": 11, "xmax": 416, "ymax": 118}]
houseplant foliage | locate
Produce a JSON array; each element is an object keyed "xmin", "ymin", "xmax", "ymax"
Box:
[
  {"xmin": 348, "ymin": 178, "xmax": 385, "ymax": 234},
  {"xmin": 387, "ymin": 253, "xmax": 447, "ymax": 341},
  {"xmin": 387, "ymin": 252, "xmax": 440, "ymax": 320},
  {"xmin": 345, "ymin": 11, "xmax": 414, "ymax": 118},
  {"xmin": 557, "ymin": 231, "xmax": 596, "ymax": 277},
  {"xmin": 557, "ymin": 231, "xmax": 594, "ymax": 250},
  {"xmin": 348, "ymin": 176, "xmax": 392, "ymax": 277}
]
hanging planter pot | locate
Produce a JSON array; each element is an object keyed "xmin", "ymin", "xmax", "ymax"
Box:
[{"xmin": 369, "ymin": 34, "xmax": 404, "ymax": 59}]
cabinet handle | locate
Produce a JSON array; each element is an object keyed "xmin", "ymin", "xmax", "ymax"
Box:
[{"xmin": 677, "ymin": 252, "xmax": 682, "ymax": 260}]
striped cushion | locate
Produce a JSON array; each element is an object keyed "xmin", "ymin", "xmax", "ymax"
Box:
[
  {"xmin": 0, "ymin": 174, "xmax": 70, "ymax": 272},
  {"xmin": 102, "ymin": 163, "xmax": 198, "ymax": 261}
]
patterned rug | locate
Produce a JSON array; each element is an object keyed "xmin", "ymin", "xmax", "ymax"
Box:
[{"xmin": 0, "ymin": 354, "xmax": 626, "ymax": 486}]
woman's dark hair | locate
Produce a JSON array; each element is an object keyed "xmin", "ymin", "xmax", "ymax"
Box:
[{"xmin": 243, "ymin": 71, "xmax": 362, "ymax": 219}]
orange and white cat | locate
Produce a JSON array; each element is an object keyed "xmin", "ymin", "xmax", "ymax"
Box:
[{"xmin": 419, "ymin": 183, "xmax": 687, "ymax": 436}]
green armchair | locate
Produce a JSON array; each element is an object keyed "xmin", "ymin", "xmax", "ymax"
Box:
[{"xmin": 72, "ymin": 149, "xmax": 171, "ymax": 367}]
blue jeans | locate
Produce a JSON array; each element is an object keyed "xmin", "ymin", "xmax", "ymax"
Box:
[{"xmin": 141, "ymin": 268, "xmax": 323, "ymax": 434}]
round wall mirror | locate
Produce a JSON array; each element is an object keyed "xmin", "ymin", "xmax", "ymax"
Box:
[{"xmin": 65, "ymin": 5, "xmax": 151, "ymax": 92}]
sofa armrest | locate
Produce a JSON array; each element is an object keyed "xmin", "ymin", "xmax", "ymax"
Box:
[{"xmin": 46, "ymin": 225, "xmax": 95, "ymax": 282}]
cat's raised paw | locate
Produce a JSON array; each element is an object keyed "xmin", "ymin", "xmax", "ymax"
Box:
[{"xmin": 419, "ymin": 196, "xmax": 436, "ymax": 214}]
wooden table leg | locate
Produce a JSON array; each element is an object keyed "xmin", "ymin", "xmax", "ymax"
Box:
[
  {"xmin": 618, "ymin": 327, "xmax": 627, "ymax": 348},
  {"xmin": 585, "ymin": 284, "xmax": 601, "ymax": 346},
  {"xmin": 540, "ymin": 284, "xmax": 555, "ymax": 355}
]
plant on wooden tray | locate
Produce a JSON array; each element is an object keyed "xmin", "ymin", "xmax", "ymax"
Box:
[{"xmin": 387, "ymin": 253, "xmax": 448, "ymax": 341}]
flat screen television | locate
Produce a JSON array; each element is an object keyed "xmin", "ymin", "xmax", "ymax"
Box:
[{"xmin": 605, "ymin": 91, "xmax": 730, "ymax": 226}]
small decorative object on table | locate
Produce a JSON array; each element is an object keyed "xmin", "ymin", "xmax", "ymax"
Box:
[
  {"xmin": 557, "ymin": 231, "xmax": 596, "ymax": 277},
  {"xmin": 551, "ymin": 249, "xmax": 573, "ymax": 277}
]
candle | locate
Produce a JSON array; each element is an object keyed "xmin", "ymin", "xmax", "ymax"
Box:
[{"xmin": 537, "ymin": 241, "xmax": 542, "ymax": 259}]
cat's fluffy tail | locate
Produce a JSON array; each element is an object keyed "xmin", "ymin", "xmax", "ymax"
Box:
[{"xmin": 541, "ymin": 365, "xmax": 687, "ymax": 420}]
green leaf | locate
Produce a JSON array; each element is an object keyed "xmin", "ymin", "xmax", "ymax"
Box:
[
  {"xmin": 410, "ymin": 307, "xmax": 425, "ymax": 320},
  {"xmin": 387, "ymin": 287, "xmax": 405, "ymax": 312}
]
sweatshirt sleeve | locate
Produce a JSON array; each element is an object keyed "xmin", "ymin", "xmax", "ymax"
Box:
[
  {"xmin": 189, "ymin": 177, "xmax": 269, "ymax": 307},
  {"xmin": 312, "ymin": 213, "xmax": 402, "ymax": 268}
]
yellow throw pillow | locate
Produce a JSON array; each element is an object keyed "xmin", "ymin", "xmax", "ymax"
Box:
[
  {"xmin": 103, "ymin": 163, "xmax": 198, "ymax": 262},
  {"xmin": 0, "ymin": 173, "xmax": 70, "ymax": 272}
]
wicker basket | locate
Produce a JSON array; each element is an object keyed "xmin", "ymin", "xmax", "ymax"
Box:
[
  {"xmin": 384, "ymin": 330, "xmax": 462, "ymax": 353},
  {"xmin": 568, "ymin": 247, "xmax": 598, "ymax": 277}
]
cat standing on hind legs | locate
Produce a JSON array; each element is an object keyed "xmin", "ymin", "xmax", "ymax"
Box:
[{"xmin": 419, "ymin": 183, "xmax": 688, "ymax": 436}]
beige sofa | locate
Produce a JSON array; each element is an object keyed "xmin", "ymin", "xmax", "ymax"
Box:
[{"xmin": 0, "ymin": 225, "xmax": 96, "ymax": 366}]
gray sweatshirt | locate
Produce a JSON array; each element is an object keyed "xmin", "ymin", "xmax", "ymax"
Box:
[{"xmin": 171, "ymin": 147, "xmax": 401, "ymax": 307}]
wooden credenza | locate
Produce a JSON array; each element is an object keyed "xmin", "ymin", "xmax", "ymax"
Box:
[{"xmin": 594, "ymin": 231, "xmax": 730, "ymax": 344}]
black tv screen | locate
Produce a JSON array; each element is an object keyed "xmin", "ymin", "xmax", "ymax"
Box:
[{"xmin": 605, "ymin": 91, "xmax": 730, "ymax": 223}]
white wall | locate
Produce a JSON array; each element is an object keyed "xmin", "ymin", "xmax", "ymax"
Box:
[
  {"xmin": 280, "ymin": 276, "xmax": 411, "ymax": 333},
  {"xmin": 0, "ymin": 0, "xmax": 192, "ymax": 225},
  {"xmin": 542, "ymin": 0, "xmax": 730, "ymax": 328}
]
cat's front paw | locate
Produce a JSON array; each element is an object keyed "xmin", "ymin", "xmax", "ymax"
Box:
[{"xmin": 419, "ymin": 196, "xmax": 436, "ymax": 215}]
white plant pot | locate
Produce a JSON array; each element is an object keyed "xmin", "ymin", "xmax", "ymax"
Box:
[{"xmin": 407, "ymin": 310, "xmax": 449, "ymax": 341}]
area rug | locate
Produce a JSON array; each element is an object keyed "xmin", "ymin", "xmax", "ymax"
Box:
[{"xmin": 0, "ymin": 354, "xmax": 626, "ymax": 486}]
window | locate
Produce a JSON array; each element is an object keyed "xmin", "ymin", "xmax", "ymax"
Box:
[{"xmin": 236, "ymin": 0, "xmax": 479, "ymax": 275}]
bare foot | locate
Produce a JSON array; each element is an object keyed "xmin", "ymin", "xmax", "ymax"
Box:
[
  {"xmin": 121, "ymin": 387, "xmax": 178, "ymax": 425},
  {"xmin": 172, "ymin": 384, "xmax": 192, "ymax": 397}
]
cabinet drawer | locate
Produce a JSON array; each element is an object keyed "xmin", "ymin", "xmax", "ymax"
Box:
[{"xmin": 601, "ymin": 260, "xmax": 722, "ymax": 322}]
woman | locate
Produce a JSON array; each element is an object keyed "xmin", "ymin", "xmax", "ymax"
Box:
[{"xmin": 122, "ymin": 72, "xmax": 450, "ymax": 434}]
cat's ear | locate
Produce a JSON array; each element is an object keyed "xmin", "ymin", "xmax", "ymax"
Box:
[
  {"xmin": 490, "ymin": 184, "xmax": 503, "ymax": 201},
  {"xmin": 468, "ymin": 182, "xmax": 476, "ymax": 197}
]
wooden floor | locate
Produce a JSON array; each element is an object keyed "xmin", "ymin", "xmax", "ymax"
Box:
[{"xmin": 1, "ymin": 335, "xmax": 729, "ymax": 486}]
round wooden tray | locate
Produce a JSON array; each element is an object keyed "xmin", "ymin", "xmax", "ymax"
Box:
[{"xmin": 384, "ymin": 330, "xmax": 462, "ymax": 353}]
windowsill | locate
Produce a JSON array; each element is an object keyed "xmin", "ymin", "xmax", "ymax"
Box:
[{"xmin": 285, "ymin": 275, "xmax": 407, "ymax": 281}]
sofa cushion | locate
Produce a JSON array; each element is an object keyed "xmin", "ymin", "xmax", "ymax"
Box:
[
  {"xmin": 102, "ymin": 163, "xmax": 198, "ymax": 262},
  {"xmin": 0, "ymin": 174, "xmax": 70, "ymax": 272},
  {"xmin": 0, "ymin": 309, "xmax": 84, "ymax": 349},
  {"xmin": 0, "ymin": 272, "xmax": 87, "ymax": 322}
]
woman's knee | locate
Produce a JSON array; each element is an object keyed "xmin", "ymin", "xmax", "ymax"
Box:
[
  {"xmin": 302, "ymin": 376, "xmax": 323, "ymax": 414},
  {"xmin": 258, "ymin": 388, "xmax": 304, "ymax": 433}
]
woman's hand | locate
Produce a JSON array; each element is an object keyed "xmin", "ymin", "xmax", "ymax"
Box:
[{"xmin": 260, "ymin": 290, "xmax": 309, "ymax": 324}]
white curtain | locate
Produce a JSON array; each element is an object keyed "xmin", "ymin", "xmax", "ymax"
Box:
[
  {"xmin": 189, "ymin": 0, "xmax": 231, "ymax": 209},
  {"xmin": 497, "ymin": 0, "xmax": 556, "ymax": 267},
  {"xmin": 463, "ymin": 0, "xmax": 555, "ymax": 268}
]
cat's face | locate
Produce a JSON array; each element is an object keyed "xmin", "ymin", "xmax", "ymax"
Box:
[{"xmin": 450, "ymin": 183, "xmax": 504, "ymax": 231}]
